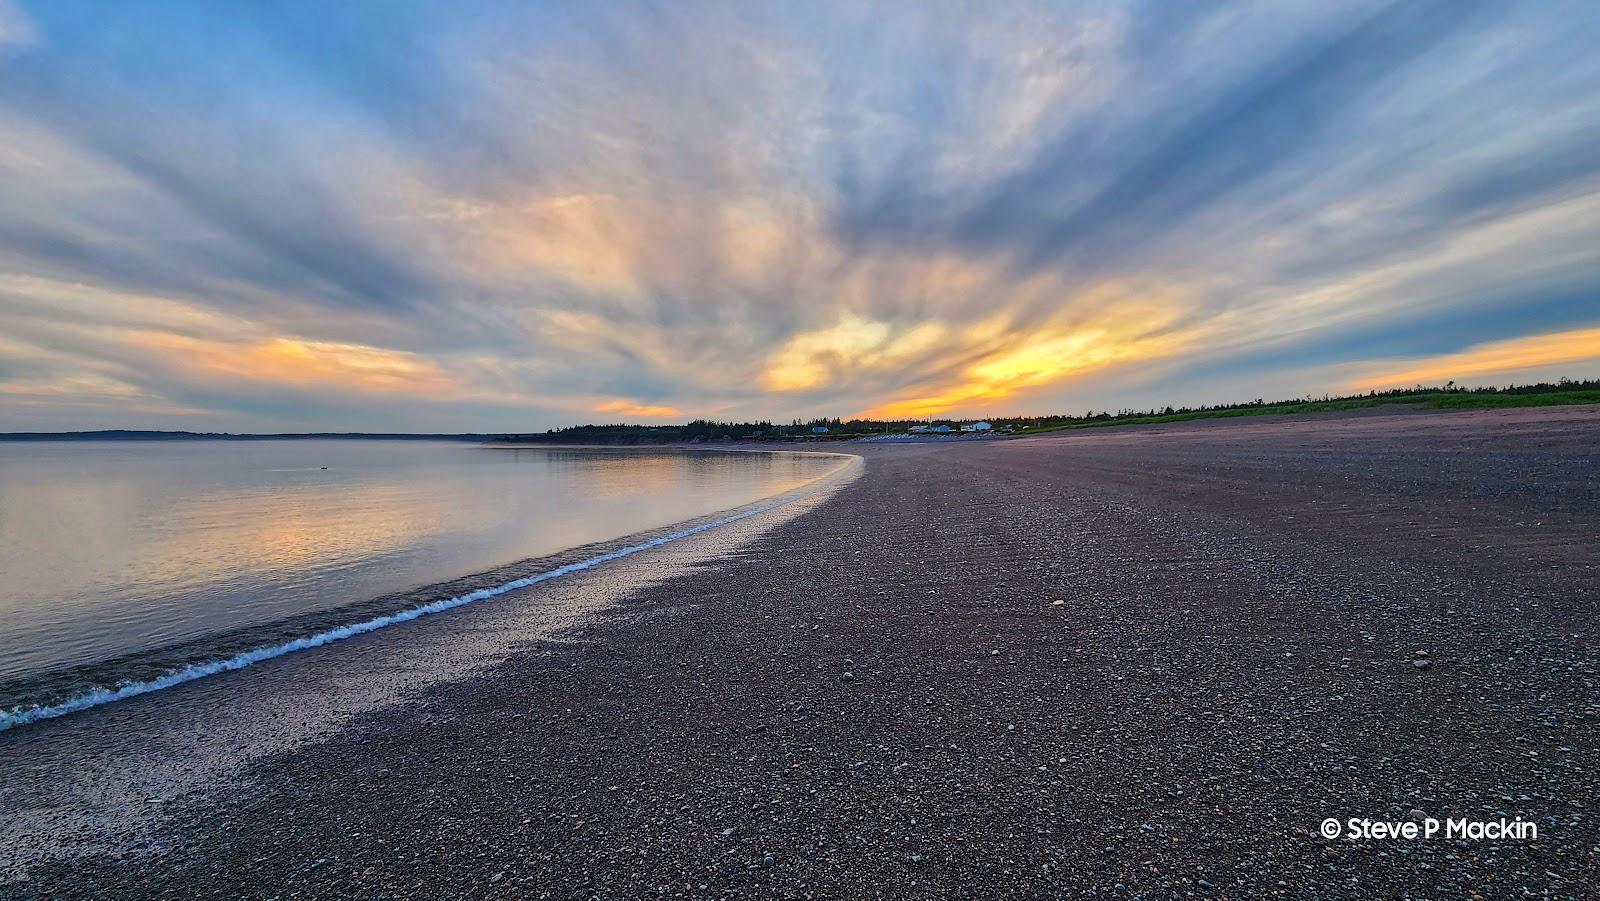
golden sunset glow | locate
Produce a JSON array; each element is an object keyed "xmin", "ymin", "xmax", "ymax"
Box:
[
  {"xmin": 592, "ymin": 399, "xmax": 682, "ymax": 419},
  {"xmin": 761, "ymin": 315, "xmax": 930, "ymax": 393},
  {"xmin": 863, "ymin": 299, "xmax": 1196, "ymax": 418},
  {"xmin": 1350, "ymin": 328, "xmax": 1600, "ymax": 392}
]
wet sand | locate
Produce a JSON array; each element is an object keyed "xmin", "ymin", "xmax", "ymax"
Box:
[{"xmin": 3, "ymin": 407, "xmax": 1597, "ymax": 897}]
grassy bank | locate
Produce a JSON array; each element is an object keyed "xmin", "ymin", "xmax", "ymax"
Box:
[{"xmin": 1012, "ymin": 387, "xmax": 1600, "ymax": 435}]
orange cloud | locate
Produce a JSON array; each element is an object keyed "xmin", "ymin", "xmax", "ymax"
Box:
[
  {"xmin": 139, "ymin": 333, "xmax": 457, "ymax": 396},
  {"xmin": 488, "ymin": 193, "xmax": 643, "ymax": 295},
  {"xmin": 862, "ymin": 304, "xmax": 1195, "ymax": 418},
  {"xmin": 393, "ymin": 184, "xmax": 645, "ymax": 296},
  {"xmin": 1348, "ymin": 327, "xmax": 1600, "ymax": 391},
  {"xmin": 592, "ymin": 398, "xmax": 682, "ymax": 419},
  {"xmin": 762, "ymin": 314, "xmax": 891, "ymax": 392}
]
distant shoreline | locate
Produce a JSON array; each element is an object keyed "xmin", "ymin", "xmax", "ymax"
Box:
[
  {"xmin": 0, "ymin": 430, "xmax": 495, "ymax": 442},
  {"xmin": 8, "ymin": 378, "xmax": 1596, "ymax": 444}
]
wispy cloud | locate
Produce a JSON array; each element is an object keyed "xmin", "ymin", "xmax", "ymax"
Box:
[
  {"xmin": 0, "ymin": 0, "xmax": 1597, "ymax": 430},
  {"xmin": 0, "ymin": 1, "xmax": 35, "ymax": 50}
]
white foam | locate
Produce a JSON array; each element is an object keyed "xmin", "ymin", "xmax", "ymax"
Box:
[{"xmin": 0, "ymin": 463, "xmax": 850, "ymax": 733}]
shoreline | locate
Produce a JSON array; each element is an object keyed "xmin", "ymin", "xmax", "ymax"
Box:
[
  {"xmin": 0, "ymin": 448, "xmax": 859, "ymax": 726},
  {"xmin": 3, "ymin": 407, "xmax": 1596, "ymax": 895},
  {"xmin": 0, "ymin": 455, "xmax": 862, "ymax": 879}
]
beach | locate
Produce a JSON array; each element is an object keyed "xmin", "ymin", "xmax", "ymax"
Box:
[{"xmin": 3, "ymin": 406, "xmax": 1597, "ymax": 897}]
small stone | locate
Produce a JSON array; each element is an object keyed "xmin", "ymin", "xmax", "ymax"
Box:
[
  {"xmin": 720, "ymin": 827, "xmax": 736, "ymax": 836},
  {"xmin": 840, "ymin": 672, "xmax": 855, "ymax": 682},
  {"xmin": 1412, "ymin": 659, "xmax": 1432, "ymax": 670}
]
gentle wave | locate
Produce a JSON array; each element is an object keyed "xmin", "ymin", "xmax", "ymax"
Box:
[{"xmin": 0, "ymin": 464, "xmax": 846, "ymax": 733}]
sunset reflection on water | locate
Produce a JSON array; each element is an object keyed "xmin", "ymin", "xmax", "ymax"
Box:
[{"xmin": 0, "ymin": 441, "xmax": 841, "ymax": 682}]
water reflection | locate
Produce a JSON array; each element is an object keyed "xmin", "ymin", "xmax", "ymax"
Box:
[
  {"xmin": 521, "ymin": 447, "xmax": 795, "ymax": 500},
  {"xmin": 0, "ymin": 442, "xmax": 841, "ymax": 681}
]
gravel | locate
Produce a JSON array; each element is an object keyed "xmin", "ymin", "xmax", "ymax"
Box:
[{"xmin": 4, "ymin": 406, "xmax": 1597, "ymax": 898}]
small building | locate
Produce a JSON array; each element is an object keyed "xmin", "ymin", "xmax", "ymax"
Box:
[
  {"xmin": 961, "ymin": 421, "xmax": 993, "ymax": 432},
  {"xmin": 811, "ymin": 426, "xmax": 830, "ymax": 434},
  {"xmin": 909, "ymin": 425, "xmax": 931, "ymax": 433},
  {"xmin": 929, "ymin": 424, "xmax": 951, "ymax": 433}
]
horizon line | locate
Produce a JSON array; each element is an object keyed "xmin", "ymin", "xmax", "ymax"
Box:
[{"xmin": 5, "ymin": 375, "xmax": 1595, "ymax": 439}]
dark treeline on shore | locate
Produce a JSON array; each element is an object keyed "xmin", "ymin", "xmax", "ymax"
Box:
[
  {"xmin": 497, "ymin": 378, "xmax": 1600, "ymax": 444},
  {"xmin": 6, "ymin": 379, "xmax": 1593, "ymax": 444}
]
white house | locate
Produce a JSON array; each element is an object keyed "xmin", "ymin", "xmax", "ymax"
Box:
[
  {"xmin": 929, "ymin": 424, "xmax": 952, "ymax": 433},
  {"xmin": 811, "ymin": 426, "xmax": 830, "ymax": 434},
  {"xmin": 909, "ymin": 425, "xmax": 931, "ymax": 433},
  {"xmin": 961, "ymin": 421, "xmax": 993, "ymax": 432}
]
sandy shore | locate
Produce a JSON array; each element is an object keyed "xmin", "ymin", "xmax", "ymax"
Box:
[{"xmin": 3, "ymin": 406, "xmax": 1597, "ymax": 897}]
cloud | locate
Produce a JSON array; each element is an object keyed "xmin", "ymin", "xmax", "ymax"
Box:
[
  {"xmin": 862, "ymin": 298, "xmax": 1198, "ymax": 418},
  {"xmin": 0, "ymin": 1, "xmax": 35, "ymax": 49},
  {"xmin": 0, "ymin": 0, "xmax": 1598, "ymax": 431},
  {"xmin": 592, "ymin": 399, "xmax": 682, "ymax": 420},
  {"xmin": 762, "ymin": 314, "xmax": 945, "ymax": 393},
  {"xmin": 1349, "ymin": 327, "xmax": 1600, "ymax": 391},
  {"xmin": 138, "ymin": 334, "xmax": 454, "ymax": 396}
]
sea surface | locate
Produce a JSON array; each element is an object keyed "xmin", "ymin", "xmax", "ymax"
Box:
[{"xmin": 0, "ymin": 440, "xmax": 842, "ymax": 705}]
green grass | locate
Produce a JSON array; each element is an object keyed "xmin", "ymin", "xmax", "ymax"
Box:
[
  {"xmin": 1011, "ymin": 389, "xmax": 1600, "ymax": 435},
  {"xmin": 1424, "ymin": 389, "xmax": 1600, "ymax": 408}
]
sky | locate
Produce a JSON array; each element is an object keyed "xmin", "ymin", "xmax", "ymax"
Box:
[{"xmin": 1, "ymin": 0, "xmax": 1598, "ymax": 432}]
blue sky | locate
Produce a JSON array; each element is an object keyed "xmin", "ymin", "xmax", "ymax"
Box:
[{"xmin": 1, "ymin": 0, "xmax": 1597, "ymax": 430}]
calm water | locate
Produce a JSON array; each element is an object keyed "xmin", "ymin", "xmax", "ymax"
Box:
[{"xmin": 0, "ymin": 441, "xmax": 842, "ymax": 685}]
